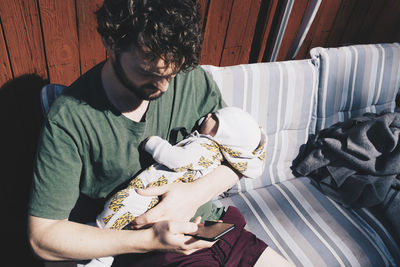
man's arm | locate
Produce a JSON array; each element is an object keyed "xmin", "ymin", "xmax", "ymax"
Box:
[
  {"xmin": 134, "ymin": 164, "xmax": 240, "ymax": 226},
  {"xmin": 28, "ymin": 215, "xmax": 213, "ymax": 261}
]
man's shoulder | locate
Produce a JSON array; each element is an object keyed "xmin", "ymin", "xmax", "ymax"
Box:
[
  {"xmin": 66, "ymin": 61, "xmax": 105, "ymax": 97},
  {"xmin": 174, "ymin": 65, "xmax": 219, "ymax": 96},
  {"xmin": 47, "ymin": 62, "xmax": 107, "ymax": 123},
  {"xmin": 176, "ymin": 65, "xmax": 211, "ymax": 82}
]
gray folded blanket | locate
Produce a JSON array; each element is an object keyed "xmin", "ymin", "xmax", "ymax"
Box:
[{"xmin": 292, "ymin": 111, "xmax": 400, "ymax": 243}]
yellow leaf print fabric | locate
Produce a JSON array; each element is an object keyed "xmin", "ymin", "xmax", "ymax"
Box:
[
  {"xmin": 172, "ymin": 163, "xmax": 194, "ymax": 172},
  {"xmin": 97, "ymin": 129, "xmax": 267, "ymax": 231},
  {"xmin": 217, "ymin": 126, "xmax": 267, "ymax": 179},
  {"xmin": 110, "ymin": 212, "xmax": 135, "ymax": 230},
  {"xmin": 220, "ymin": 145, "xmax": 242, "ymax": 157},
  {"xmin": 230, "ymin": 161, "xmax": 249, "ymax": 173},
  {"xmin": 108, "ymin": 188, "xmax": 130, "ymax": 212},
  {"xmin": 198, "ymin": 156, "xmax": 214, "ymax": 168}
]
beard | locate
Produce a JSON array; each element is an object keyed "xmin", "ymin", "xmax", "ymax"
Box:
[
  {"xmin": 130, "ymin": 83, "xmax": 164, "ymax": 101},
  {"xmin": 112, "ymin": 55, "xmax": 165, "ymax": 101}
]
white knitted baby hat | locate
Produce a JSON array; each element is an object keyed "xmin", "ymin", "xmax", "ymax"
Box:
[{"xmin": 213, "ymin": 107, "xmax": 261, "ymax": 153}]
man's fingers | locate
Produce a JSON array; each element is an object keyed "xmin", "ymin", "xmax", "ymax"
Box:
[
  {"xmin": 183, "ymin": 236, "xmax": 216, "ymax": 251},
  {"xmin": 136, "ymin": 184, "xmax": 169, "ymax": 197},
  {"xmin": 181, "ymin": 249, "xmax": 200, "ymax": 255},
  {"xmin": 134, "ymin": 201, "xmax": 168, "ymax": 225},
  {"xmin": 134, "ymin": 186, "xmax": 170, "ymax": 225},
  {"xmin": 169, "ymin": 221, "xmax": 198, "ymax": 235},
  {"xmin": 134, "ymin": 212, "xmax": 162, "ymax": 226},
  {"xmin": 148, "ymin": 220, "xmax": 214, "ymax": 255},
  {"xmin": 192, "ymin": 216, "xmax": 202, "ymax": 224}
]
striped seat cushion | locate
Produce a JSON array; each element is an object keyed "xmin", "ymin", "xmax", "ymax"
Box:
[
  {"xmin": 40, "ymin": 83, "xmax": 66, "ymax": 115},
  {"xmin": 213, "ymin": 177, "xmax": 400, "ymax": 267},
  {"xmin": 202, "ymin": 61, "xmax": 318, "ymax": 193},
  {"xmin": 310, "ymin": 43, "xmax": 400, "ymax": 132}
]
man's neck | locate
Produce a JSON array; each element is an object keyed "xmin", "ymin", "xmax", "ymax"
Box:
[{"xmin": 101, "ymin": 60, "xmax": 149, "ymax": 122}]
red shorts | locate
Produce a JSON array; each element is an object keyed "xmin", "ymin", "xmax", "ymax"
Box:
[{"xmin": 113, "ymin": 206, "xmax": 268, "ymax": 267}]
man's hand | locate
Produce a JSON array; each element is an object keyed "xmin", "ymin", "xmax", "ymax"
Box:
[
  {"xmin": 149, "ymin": 217, "xmax": 215, "ymax": 255},
  {"xmin": 134, "ymin": 182, "xmax": 203, "ymax": 227},
  {"xmin": 133, "ymin": 165, "xmax": 240, "ymax": 228}
]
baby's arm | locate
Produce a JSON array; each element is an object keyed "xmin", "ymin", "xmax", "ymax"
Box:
[{"xmin": 144, "ymin": 136, "xmax": 217, "ymax": 171}]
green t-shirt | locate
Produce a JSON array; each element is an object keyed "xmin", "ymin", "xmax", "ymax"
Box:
[{"xmin": 29, "ymin": 62, "xmax": 225, "ymax": 221}]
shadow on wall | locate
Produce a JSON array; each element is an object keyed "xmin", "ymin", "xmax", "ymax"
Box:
[{"xmin": 0, "ymin": 74, "xmax": 48, "ymax": 267}]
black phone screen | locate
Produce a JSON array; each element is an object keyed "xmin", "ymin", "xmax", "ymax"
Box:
[{"xmin": 187, "ymin": 221, "xmax": 235, "ymax": 241}]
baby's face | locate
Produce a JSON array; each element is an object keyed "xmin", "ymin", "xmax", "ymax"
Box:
[{"xmin": 200, "ymin": 113, "xmax": 219, "ymax": 136}]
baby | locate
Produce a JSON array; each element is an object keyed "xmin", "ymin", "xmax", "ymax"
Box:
[{"xmin": 85, "ymin": 106, "xmax": 266, "ymax": 267}]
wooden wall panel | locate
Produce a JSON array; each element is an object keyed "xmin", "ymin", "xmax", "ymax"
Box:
[
  {"xmin": 0, "ymin": 20, "xmax": 12, "ymax": 87},
  {"xmin": 275, "ymin": 0, "xmax": 310, "ymax": 61},
  {"xmin": 252, "ymin": 0, "xmax": 279, "ymax": 63},
  {"xmin": 368, "ymin": 0, "xmax": 400, "ymax": 44},
  {"xmin": 198, "ymin": 0, "xmax": 210, "ymax": 28},
  {"xmin": 76, "ymin": 0, "xmax": 106, "ymax": 74},
  {"xmin": 296, "ymin": 0, "xmax": 342, "ymax": 59},
  {"xmin": 325, "ymin": 0, "xmax": 358, "ymax": 47},
  {"xmin": 0, "ymin": 0, "xmax": 47, "ymax": 79},
  {"xmin": 200, "ymin": 0, "xmax": 234, "ymax": 65},
  {"xmin": 0, "ymin": 0, "xmax": 398, "ymax": 86},
  {"xmin": 295, "ymin": 0, "xmax": 400, "ymax": 60},
  {"xmin": 38, "ymin": 0, "xmax": 80, "ymax": 86},
  {"xmin": 220, "ymin": 0, "xmax": 262, "ymax": 66},
  {"xmin": 354, "ymin": 0, "xmax": 386, "ymax": 44},
  {"xmin": 339, "ymin": 0, "xmax": 375, "ymax": 45}
]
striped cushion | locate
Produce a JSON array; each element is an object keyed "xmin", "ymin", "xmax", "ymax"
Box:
[
  {"xmin": 202, "ymin": 61, "xmax": 318, "ymax": 193},
  {"xmin": 40, "ymin": 84, "xmax": 66, "ymax": 115},
  {"xmin": 213, "ymin": 177, "xmax": 400, "ymax": 267},
  {"xmin": 310, "ymin": 43, "xmax": 400, "ymax": 131}
]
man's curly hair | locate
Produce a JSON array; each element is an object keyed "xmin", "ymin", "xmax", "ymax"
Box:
[{"xmin": 96, "ymin": 0, "xmax": 203, "ymax": 72}]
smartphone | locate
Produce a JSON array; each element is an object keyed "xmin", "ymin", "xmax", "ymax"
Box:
[{"xmin": 186, "ymin": 221, "xmax": 235, "ymax": 241}]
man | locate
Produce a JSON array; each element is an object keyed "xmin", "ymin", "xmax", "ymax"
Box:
[{"xmin": 28, "ymin": 0, "xmax": 291, "ymax": 266}]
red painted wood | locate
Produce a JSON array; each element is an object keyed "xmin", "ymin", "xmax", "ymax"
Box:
[
  {"xmin": 355, "ymin": 0, "xmax": 386, "ymax": 44},
  {"xmin": 339, "ymin": 0, "xmax": 374, "ymax": 45},
  {"xmin": 275, "ymin": 0, "xmax": 310, "ymax": 61},
  {"xmin": 311, "ymin": 0, "xmax": 342, "ymax": 48},
  {"xmin": 220, "ymin": 0, "xmax": 262, "ymax": 66},
  {"xmin": 200, "ymin": 0, "xmax": 234, "ymax": 66},
  {"xmin": 0, "ymin": 0, "xmax": 47, "ymax": 79},
  {"xmin": 76, "ymin": 0, "xmax": 106, "ymax": 74},
  {"xmin": 255, "ymin": 0, "xmax": 279, "ymax": 62},
  {"xmin": 0, "ymin": 0, "xmax": 398, "ymax": 79},
  {"xmin": 296, "ymin": 0, "xmax": 342, "ymax": 59},
  {"xmin": 369, "ymin": 0, "xmax": 400, "ymax": 43},
  {"xmin": 0, "ymin": 21, "xmax": 12, "ymax": 87},
  {"xmin": 38, "ymin": 0, "xmax": 80, "ymax": 85},
  {"xmin": 325, "ymin": 0, "xmax": 358, "ymax": 47},
  {"xmin": 198, "ymin": 0, "xmax": 209, "ymax": 28}
]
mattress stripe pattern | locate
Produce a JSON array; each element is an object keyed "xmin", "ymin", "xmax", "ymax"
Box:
[
  {"xmin": 214, "ymin": 177, "xmax": 399, "ymax": 266},
  {"xmin": 202, "ymin": 60, "xmax": 318, "ymax": 192}
]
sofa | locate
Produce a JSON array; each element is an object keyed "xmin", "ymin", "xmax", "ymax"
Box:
[{"xmin": 41, "ymin": 43, "xmax": 400, "ymax": 266}]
